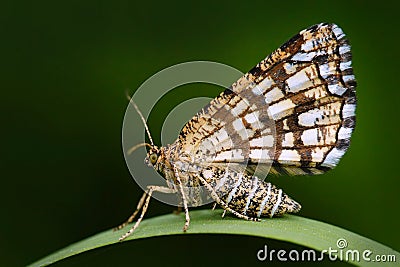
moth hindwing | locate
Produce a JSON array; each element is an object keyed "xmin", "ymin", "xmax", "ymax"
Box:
[{"xmin": 116, "ymin": 23, "xmax": 356, "ymax": 241}]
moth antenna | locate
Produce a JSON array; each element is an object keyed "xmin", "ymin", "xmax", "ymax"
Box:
[
  {"xmin": 125, "ymin": 91, "xmax": 154, "ymax": 146},
  {"xmin": 127, "ymin": 143, "xmax": 152, "ymax": 155}
]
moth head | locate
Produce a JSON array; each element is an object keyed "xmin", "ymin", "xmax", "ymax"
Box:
[
  {"xmin": 145, "ymin": 146, "xmax": 161, "ymax": 167},
  {"xmin": 125, "ymin": 95, "xmax": 161, "ymax": 168}
]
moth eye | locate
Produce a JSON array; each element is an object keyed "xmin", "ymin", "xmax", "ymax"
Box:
[{"xmin": 149, "ymin": 154, "xmax": 157, "ymax": 164}]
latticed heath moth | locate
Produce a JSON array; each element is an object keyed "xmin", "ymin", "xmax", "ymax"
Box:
[{"xmin": 115, "ymin": 23, "xmax": 356, "ymax": 241}]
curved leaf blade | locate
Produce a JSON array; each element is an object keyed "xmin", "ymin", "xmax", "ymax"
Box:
[{"xmin": 28, "ymin": 210, "xmax": 399, "ymax": 267}]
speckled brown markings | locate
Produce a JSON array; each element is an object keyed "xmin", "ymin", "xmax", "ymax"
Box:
[
  {"xmin": 116, "ymin": 23, "xmax": 356, "ymax": 241},
  {"xmin": 199, "ymin": 167, "xmax": 300, "ymax": 217}
]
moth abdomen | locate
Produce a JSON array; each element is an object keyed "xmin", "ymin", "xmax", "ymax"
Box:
[{"xmin": 203, "ymin": 169, "xmax": 301, "ymax": 218}]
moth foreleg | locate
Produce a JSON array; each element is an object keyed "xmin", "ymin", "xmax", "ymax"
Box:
[
  {"xmin": 114, "ymin": 191, "xmax": 147, "ymax": 231},
  {"xmin": 174, "ymin": 173, "xmax": 190, "ymax": 232},
  {"xmin": 118, "ymin": 185, "xmax": 175, "ymax": 241}
]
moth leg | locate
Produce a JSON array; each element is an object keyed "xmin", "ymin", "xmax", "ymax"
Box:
[
  {"xmin": 114, "ymin": 191, "xmax": 147, "ymax": 231},
  {"xmin": 174, "ymin": 172, "xmax": 190, "ymax": 232},
  {"xmin": 119, "ymin": 185, "xmax": 175, "ymax": 241},
  {"xmin": 197, "ymin": 175, "xmax": 260, "ymax": 222},
  {"xmin": 211, "ymin": 202, "xmax": 226, "ymax": 218},
  {"xmin": 221, "ymin": 210, "xmax": 227, "ymax": 218},
  {"xmin": 214, "ymin": 203, "xmax": 227, "ymax": 218}
]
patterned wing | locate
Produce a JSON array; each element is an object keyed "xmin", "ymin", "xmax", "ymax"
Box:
[{"xmin": 176, "ymin": 23, "xmax": 356, "ymax": 176}]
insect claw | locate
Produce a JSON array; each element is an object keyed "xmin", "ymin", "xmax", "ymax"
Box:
[
  {"xmin": 119, "ymin": 233, "xmax": 128, "ymax": 242},
  {"xmin": 221, "ymin": 210, "xmax": 227, "ymax": 218}
]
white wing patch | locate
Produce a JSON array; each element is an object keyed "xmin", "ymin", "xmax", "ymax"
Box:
[{"xmin": 177, "ymin": 23, "xmax": 356, "ymax": 176}]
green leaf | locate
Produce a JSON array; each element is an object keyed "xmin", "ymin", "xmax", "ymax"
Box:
[{"xmin": 28, "ymin": 210, "xmax": 399, "ymax": 267}]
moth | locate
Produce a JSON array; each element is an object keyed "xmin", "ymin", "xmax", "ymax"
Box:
[{"xmin": 115, "ymin": 23, "xmax": 356, "ymax": 241}]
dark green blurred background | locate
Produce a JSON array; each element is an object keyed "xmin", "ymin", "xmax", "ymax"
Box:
[{"xmin": 2, "ymin": 0, "xmax": 399, "ymax": 266}]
